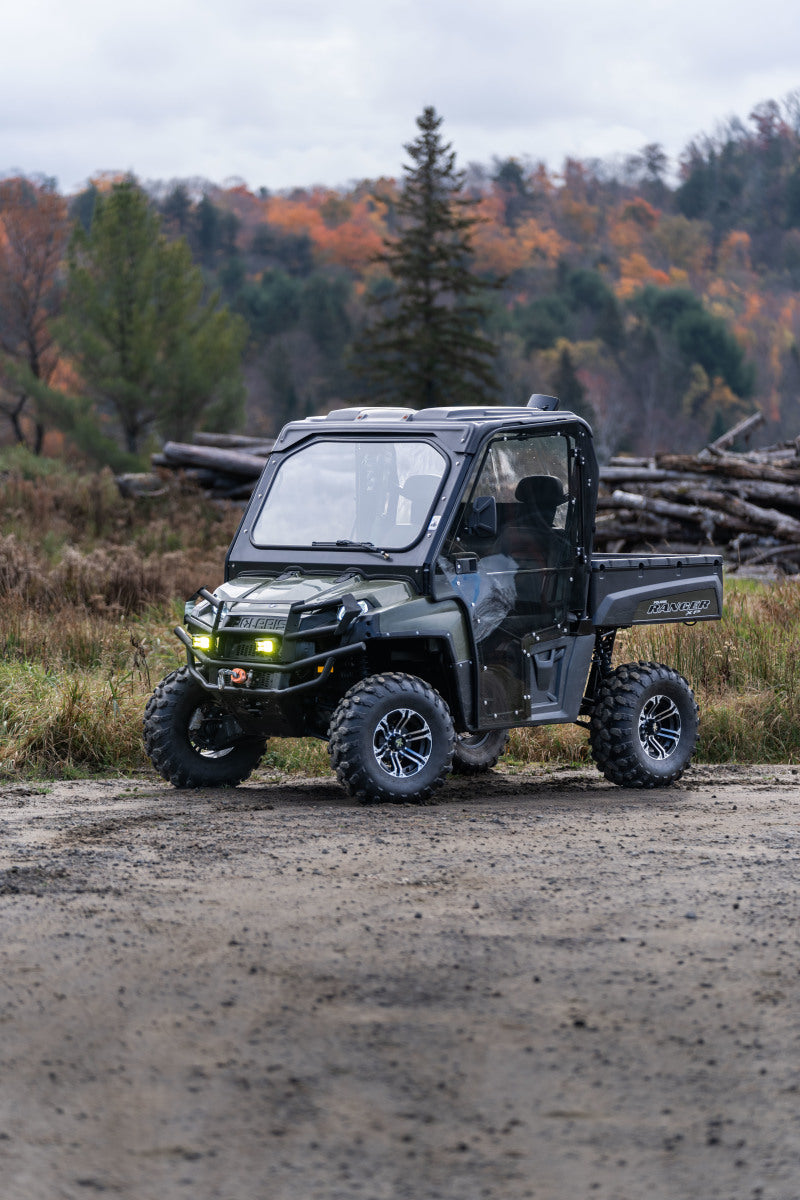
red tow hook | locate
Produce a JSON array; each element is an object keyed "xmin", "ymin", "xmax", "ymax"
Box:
[{"xmin": 230, "ymin": 668, "xmax": 248, "ymax": 685}]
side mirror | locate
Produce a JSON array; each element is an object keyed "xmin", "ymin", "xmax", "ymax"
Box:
[{"xmin": 466, "ymin": 495, "xmax": 497, "ymax": 538}]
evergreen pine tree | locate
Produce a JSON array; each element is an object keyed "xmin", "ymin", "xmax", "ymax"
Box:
[
  {"xmin": 62, "ymin": 180, "xmax": 246, "ymax": 454},
  {"xmin": 354, "ymin": 106, "xmax": 498, "ymax": 408}
]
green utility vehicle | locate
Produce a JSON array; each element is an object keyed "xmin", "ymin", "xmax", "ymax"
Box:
[{"xmin": 143, "ymin": 397, "xmax": 723, "ymax": 802}]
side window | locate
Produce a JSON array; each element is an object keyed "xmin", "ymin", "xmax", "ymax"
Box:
[
  {"xmin": 440, "ymin": 430, "xmax": 584, "ymax": 639},
  {"xmin": 446, "ymin": 432, "xmax": 576, "ymax": 557}
]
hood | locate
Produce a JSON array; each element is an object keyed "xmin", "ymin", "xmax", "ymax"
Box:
[{"xmin": 190, "ymin": 573, "xmax": 414, "ymax": 630}]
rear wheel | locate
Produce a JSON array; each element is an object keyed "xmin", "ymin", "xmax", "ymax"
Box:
[
  {"xmin": 143, "ymin": 667, "xmax": 267, "ymax": 788},
  {"xmin": 589, "ymin": 661, "xmax": 698, "ymax": 788},
  {"xmin": 328, "ymin": 672, "xmax": 454, "ymax": 804},
  {"xmin": 452, "ymin": 728, "xmax": 509, "ymax": 774}
]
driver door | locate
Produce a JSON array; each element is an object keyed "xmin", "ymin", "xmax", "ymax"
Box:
[{"xmin": 442, "ymin": 430, "xmax": 588, "ymax": 726}]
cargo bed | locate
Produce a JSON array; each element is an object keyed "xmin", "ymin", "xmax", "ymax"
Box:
[{"xmin": 589, "ymin": 553, "xmax": 723, "ymax": 627}]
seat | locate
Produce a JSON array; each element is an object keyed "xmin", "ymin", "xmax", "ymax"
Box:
[
  {"xmin": 501, "ymin": 475, "xmax": 567, "ymax": 563},
  {"xmin": 500, "ymin": 475, "xmax": 569, "ymax": 612},
  {"xmin": 400, "ymin": 474, "xmax": 440, "ymax": 525}
]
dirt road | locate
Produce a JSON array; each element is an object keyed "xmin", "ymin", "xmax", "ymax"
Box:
[{"xmin": 1, "ymin": 763, "xmax": 799, "ymax": 1200}]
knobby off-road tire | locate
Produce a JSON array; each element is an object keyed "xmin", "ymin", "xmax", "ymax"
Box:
[
  {"xmin": 143, "ymin": 667, "xmax": 267, "ymax": 789},
  {"xmin": 589, "ymin": 661, "xmax": 699, "ymax": 788},
  {"xmin": 451, "ymin": 728, "xmax": 510, "ymax": 775},
  {"xmin": 328, "ymin": 672, "xmax": 455, "ymax": 804}
]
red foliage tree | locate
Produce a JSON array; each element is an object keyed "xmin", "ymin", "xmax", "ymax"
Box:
[{"xmin": 0, "ymin": 178, "xmax": 69, "ymax": 451}]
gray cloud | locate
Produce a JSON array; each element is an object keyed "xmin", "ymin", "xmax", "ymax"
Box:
[{"xmin": 1, "ymin": 0, "xmax": 798, "ymax": 191}]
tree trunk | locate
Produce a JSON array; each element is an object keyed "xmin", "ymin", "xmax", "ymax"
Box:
[{"xmin": 9, "ymin": 395, "xmax": 28, "ymax": 448}]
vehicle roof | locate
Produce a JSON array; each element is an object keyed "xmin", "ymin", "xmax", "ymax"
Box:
[{"xmin": 272, "ymin": 399, "xmax": 593, "ymax": 455}]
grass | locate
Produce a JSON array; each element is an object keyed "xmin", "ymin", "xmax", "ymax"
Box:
[
  {"xmin": 0, "ymin": 454, "xmax": 240, "ymax": 778},
  {"xmin": 0, "ymin": 458, "xmax": 797, "ymax": 776},
  {"xmin": 0, "ymin": 604, "xmax": 181, "ymax": 777},
  {"xmin": 2, "ymin": 574, "xmax": 797, "ymax": 780}
]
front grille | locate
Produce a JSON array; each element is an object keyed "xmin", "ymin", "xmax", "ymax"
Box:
[{"xmin": 225, "ymin": 639, "xmax": 260, "ymax": 659}]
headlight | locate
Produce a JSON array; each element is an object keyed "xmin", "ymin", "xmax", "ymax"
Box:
[
  {"xmin": 187, "ymin": 599, "xmax": 212, "ymax": 621},
  {"xmin": 255, "ymin": 638, "xmax": 278, "ymax": 654},
  {"xmin": 191, "ymin": 633, "xmax": 212, "ymax": 651},
  {"xmin": 337, "ymin": 599, "xmax": 370, "ymax": 621}
]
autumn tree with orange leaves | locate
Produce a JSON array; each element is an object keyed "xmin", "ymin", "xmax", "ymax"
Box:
[{"xmin": 0, "ymin": 177, "xmax": 70, "ymax": 452}]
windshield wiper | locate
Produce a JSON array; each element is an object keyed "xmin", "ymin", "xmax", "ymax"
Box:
[{"xmin": 311, "ymin": 539, "xmax": 392, "ymax": 560}]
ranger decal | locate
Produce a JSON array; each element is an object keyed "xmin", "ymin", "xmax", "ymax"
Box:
[{"xmin": 646, "ymin": 597, "xmax": 712, "ymax": 618}]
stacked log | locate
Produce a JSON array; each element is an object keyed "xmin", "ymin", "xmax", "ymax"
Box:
[
  {"xmin": 596, "ymin": 416, "xmax": 800, "ymax": 572},
  {"xmin": 149, "ymin": 434, "xmax": 274, "ymax": 500}
]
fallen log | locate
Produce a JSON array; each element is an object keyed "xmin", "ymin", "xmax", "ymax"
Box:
[
  {"xmin": 656, "ymin": 451, "xmax": 800, "ymax": 485},
  {"xmin": 600, "ymin": 466, "xmax": 690, "ymax": 483},
  {"xmin": 114, "ymin": 472, "xmax": 168, "ymax": 498},
  {"xmin": 594, "ymin": 517, "xmax": 674, "ymax": 541},
  {"xmin": 603, "ymin": 489, "xmax": 740, "ymax": 538},
  {"xmin": 606, "ymin": 456, "xmax": 655, "ymax": 469},
  {"xmin": 706, "ymin": 411, "xmax": 764, "ymax": 452},
  {"xmin": 647, "ymin": 477, "xmax": 800, "ymax": 512},
  {"xmin": 192, "ymin": 432, "xmax": 275, "ymax": 454},
  {"xmin": 731, "ymin": 542, "xmax": 800, "ymax": 568},
  {"xmin": 603, "ymin": 489, "xmax": 712, "ymax": 525},
  {"xmin": 692, "ymin": 489, "xmax": 800, "ymax": 541},
  {"xmin": 160, "ymin": 441, "xmax": 269, "ymax": 479}
]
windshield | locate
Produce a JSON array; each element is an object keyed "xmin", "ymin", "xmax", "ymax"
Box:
[{"xmin": 251, "ymin": 439, "xmax": 448, "ymax": 549}]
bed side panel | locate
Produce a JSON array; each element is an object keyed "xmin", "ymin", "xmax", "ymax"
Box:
[{"xmin": 589, "ymin": 554, "xmax": 723, "ymax": 626}]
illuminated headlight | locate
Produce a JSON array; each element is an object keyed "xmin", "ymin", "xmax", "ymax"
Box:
[
  {"xmin": 255, "ymin": 638, "xmax": 277, "ymax": 654},
  {"xmin": 192, "ymin": 634, "xmax": 212, "ymax": 651}
]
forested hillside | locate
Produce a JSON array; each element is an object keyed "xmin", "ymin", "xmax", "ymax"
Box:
[{"xmin": 3, "ymin": 93, "xmax": 800, "ymax": 462}]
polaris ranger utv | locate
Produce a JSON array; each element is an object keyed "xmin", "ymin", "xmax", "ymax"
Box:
[{"xmin": 143, "ymin": 397, "xmax": 723, "ymax": 802}]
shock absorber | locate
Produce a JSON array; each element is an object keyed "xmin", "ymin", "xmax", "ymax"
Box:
[{"xmin": 580, "ymin": 628, "xmax": 616, "ymax": 717}]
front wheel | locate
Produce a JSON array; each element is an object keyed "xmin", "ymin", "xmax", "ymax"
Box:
[
  {"xmin": 328, "ymin": 672, "xmax": 454, "ymax": 804},
  {"xmin": 143, "ymin": 667, "xmax": 267, "ymax": 788},
  {"xmin": 452, "ymin": 728, "xmax": 509, "ymax": 774},
  {"xmin": 588, "ymin": 661, "xmax": 698, "ymax": 788}
]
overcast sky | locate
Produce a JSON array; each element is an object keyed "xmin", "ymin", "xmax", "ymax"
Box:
[{"xmin": 2, "ymin": 0, "xmax": 799, "ymax": 194}]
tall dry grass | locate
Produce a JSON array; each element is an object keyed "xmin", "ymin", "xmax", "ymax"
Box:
[
  {"xmin": 0, "ymin": 453, "xmax": 798, "ymax": 775},
  {"xmin": 0, "ymin": 452, "xmax": 240, "ymax": 776}
]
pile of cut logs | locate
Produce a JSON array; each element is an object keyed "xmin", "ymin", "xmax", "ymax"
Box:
[
  {"xmin": 596, "ymin": 414, "xmax": 800, "ymax": 572},
  {"xmin": 146, "ymin": 433, "xmax": 274, "ymax": 500}
]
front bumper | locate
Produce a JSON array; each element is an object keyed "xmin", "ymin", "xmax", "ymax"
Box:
[{"xmin": 175, "ymin": 625, "xmax": 367, "ymax": 700}]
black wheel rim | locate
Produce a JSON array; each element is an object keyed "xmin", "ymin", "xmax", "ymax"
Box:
[
  {"xmin": 373, "ymin": 706, "xmax": 433, "ymax": 778},
  {"xmin": 188, "ymin": 706, "xmax": 238, "ymax": 759},
  {"xmin": 637, "ymin": 694, "xmax": 681, "ymax": 761}
]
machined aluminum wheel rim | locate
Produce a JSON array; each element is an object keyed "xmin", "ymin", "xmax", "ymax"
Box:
[
  {"xmin": 373, "ymin": 706, "xmax": 433, "ymax": 778},
  {"xmin": 637, "ymin": 693, "xmax": 681, "ymax": 760}
]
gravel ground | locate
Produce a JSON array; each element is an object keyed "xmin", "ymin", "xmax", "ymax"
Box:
[{"xmin": 0, "ymin": 763, "xmax": 799, "ymax": 1200}]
